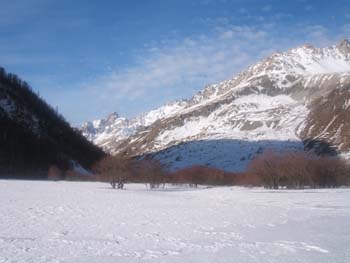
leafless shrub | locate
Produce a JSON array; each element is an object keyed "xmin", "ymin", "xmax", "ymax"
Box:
[
  {"xmin": 248, "ymin": 150, "xmax": 350, "ymax": 189},
  {"xmin": 248, "ymin": 150, "xmax": 284, "ymax": 189},
  {"xmin": 47, "ymin": 165, "xmax": 64, "ymax": 181},
  {"xmin": 136, "ymin": 159, "xmax": 168, "ymax": 189},
  {"xmin": 234, "ymin": 172, "xmax": 262, "ymax": 187},
  {"xmin": 308, "ymin": 157, "xmax": 349, "ymax": 188},
  {"xmin": 278, "ymin": 151, "xmax": 311, "ymax": 189},
  {"xmin": 94, "ymin": 154, "xmax": 130, "ymax": 189},
  {"xmin": 169, "ymin": 165, "xmax": 238, "ymax": 186}
]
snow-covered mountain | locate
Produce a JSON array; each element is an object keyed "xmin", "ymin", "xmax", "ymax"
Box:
[
  {"xmin": 81, "ymin": 101, "xmax": 188, "ymax": 153},
  {"xmin": 81, "ymin": 39, "xmax": 350, "ymax": 171}
]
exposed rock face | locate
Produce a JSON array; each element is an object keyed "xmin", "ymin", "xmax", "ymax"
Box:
[
  {"xmin": 300, "ymin": 84, "xmax": 350, "ymax": 153},
  {"xmin": 81, "ymin": 40, "xmax": 350, "ymax": 171}
]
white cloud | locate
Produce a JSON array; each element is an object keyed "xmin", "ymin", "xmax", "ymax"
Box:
[
  {"xmin": 38, "ymin": 17, "xmax": 344, "ymax": 125},
  {"xmin": 2, "ymin": 1, "xmax": 348, "ymax": 125},
  {"xmin": 71, "ymin": 22, "xmax": 344, "ymax": 124},
  {"xmin": 83, "ymin": 26, "xmax": 275, "ymax": 107}
]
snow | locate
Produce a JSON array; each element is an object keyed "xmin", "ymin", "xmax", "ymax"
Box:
[
  {"xmin": 80, "ymin": 40, "xmax": 350, "ymax": 168},
  {"xmin": 155, "ymin": 94, "xmax": 307, "ymax": 159},
  {"xmin": 140, "ymin": 102, "xmax": 187, "ymax": 126},
  {"xmin": 0, "ymin": 98, "xmax": 16, "ymax": 114},
  {"xmin": 1, "ymin": 180, "xmax": 349, "ymax": 263},
  {"xmin": 81, "ymin": 102, "xmax": 188, "ymax": 152},
  {"xmin": 70, "ymin": 161, "xmax": 93, "ymax": 176},
  {"xmin": 153, "ymin": 139, "xmax": 303, "ymax": 172},
  {"xmin": 286, "ymin": 46, "xmax": 350, "ymax": 75}
]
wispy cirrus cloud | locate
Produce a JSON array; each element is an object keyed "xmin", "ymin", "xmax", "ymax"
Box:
[
  {"xmin": 77, "ymin": 26, "xmax": 276, "ymax": 118},
  {"xmin": 58, "ymin": 20, "xmax": 348, "ymax": 124},
  {"xmin": 2, "ymin": 0, "xmax": 350, "ymax": 125},
  {"xmin": 4, "ymin": 1, "xmax": 347, "ymax": 125}
]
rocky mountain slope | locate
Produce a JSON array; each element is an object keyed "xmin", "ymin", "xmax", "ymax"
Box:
[
  {"xmin": 300, "ymin": 83, "xmax": 350, "ymax": 154},
  {"xmin": 81, "ymin": 39, "xmax": 350, "ymax": 171},
  {"xmin": 0, "ymin": 68, "xmax": 105, "ymax": 178}
]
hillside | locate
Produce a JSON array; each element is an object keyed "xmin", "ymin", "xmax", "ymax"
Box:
[
  {"xmin": 0, "ymin": 67, "xmax": 105, "ymax": 178},
  {"xmin": 82, "ymin": 39, "xmax": 350, "ymax": 172}
]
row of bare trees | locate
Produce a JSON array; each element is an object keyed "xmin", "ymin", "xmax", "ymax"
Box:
[
  {"xmin": 93, "ymin": 154, "xmax": 168, "ymax": 189},
  {"xmin": 94, "ymin": 155, "xmax": 240, "ymax": 189},
  {"xmin": 169, "ymin": 165, "xmax": 237, "ymax": 186},
  {"xmin": 92, "ymin": 150, "xmax": 350, "ymax": 190},
  {"xmin": 248, "ymin": 150, "xmax": 350, "ymax": 189}
]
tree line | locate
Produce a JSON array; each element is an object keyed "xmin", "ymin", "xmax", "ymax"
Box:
[
  {"xmin": 247, "ymin": 150, "xmax": 349, "ymax": 189},
  {"xmin": 92, "ymin": 150, "xmax": 350, "ymax": 190},
  {"xmin": 93, "ymin": 155, "xmax": 168, "ymax": 189}
]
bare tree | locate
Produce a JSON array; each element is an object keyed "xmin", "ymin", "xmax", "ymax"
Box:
[
  {"xmin": 278, "ymin": 151, "xmax": 311, "ymax": 189},
  {"xmin": 94, "ymin": 154, "xmax": 130, "ymax": 189},
  {"xmin": 137, "ymin": 159, "xmax": 168, "ymax": 189},
  {"xmin": 309, "ymin": 156, "xmax": 348, "ymax": 188},
  {"xmin": 248, "ymin": 149, "xmax": 350, "ymax": 189},
  {"xmin": 248, "ymin": 150, "xmax": 283, "ymax": 189}
]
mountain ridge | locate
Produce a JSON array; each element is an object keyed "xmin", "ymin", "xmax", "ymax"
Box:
[{"xmin": 81, "ymin": 39, "xmax": 350, "ymax": 171}]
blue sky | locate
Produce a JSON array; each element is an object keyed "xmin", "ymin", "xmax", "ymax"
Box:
[{"xmin": 1, "ymin": 0, "xmax": 350, "ymax": 125}]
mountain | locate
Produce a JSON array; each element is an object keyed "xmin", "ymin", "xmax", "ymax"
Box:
[
  {"xmin": 81, "ymin": 101, "xmax": 188, "ymax": 153},
  {"xmin": 0, "ymin": 68, "xmax": 105, "ymax": 178},
  {"xmin": 81, "ymin": 39, "xmax": 350, "ymax": 171}
]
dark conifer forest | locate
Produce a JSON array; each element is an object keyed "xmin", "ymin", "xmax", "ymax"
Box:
[{"xmin": 0, "ymin": 67, "xmax": 105, "ymax": 178}]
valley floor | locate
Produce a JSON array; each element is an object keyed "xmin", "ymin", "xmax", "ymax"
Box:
[{"xmin": 0, "ymin": 180, "xmax": 349, "ymax": 263}]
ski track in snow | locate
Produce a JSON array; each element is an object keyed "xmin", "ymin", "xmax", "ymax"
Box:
[{"xmin": 0, "ymin": 180, "xmax": 349, "ymax": 263}]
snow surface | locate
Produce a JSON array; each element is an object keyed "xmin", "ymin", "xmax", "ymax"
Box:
[{"xmin": 1, "ymin": 180, "xmax": 349, "ymax": 263}]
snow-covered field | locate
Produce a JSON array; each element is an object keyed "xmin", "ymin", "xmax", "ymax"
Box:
[{"xmin": 0, "ymin": 180, "xmax": 349, "ymax": 263}]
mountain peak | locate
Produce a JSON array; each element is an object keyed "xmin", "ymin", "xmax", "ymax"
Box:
[
  {"xmin": 106, "ymin": 112, "xmax": 119, "ymax": 121},
  {"xmin": 299, "ymin": 43, "xmax": 315, "ymax": 50},
  {"xmin": 81, "ymin": 40, "xmax": 350, "ymax": 171},
  {"xmin": 337, "ymin": 39, "xmax": 350, "ymax": 54},
  {"xmin": 259, "ymin": 40, "xmax": 350, "ymax": 75}
]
